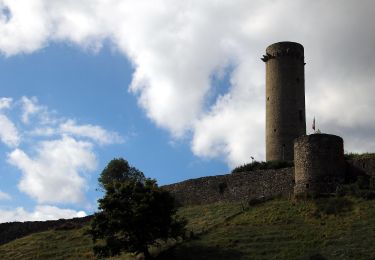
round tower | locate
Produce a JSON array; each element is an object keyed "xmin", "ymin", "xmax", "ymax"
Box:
[
  {"xmin": 294, "ymin": 134, "xmax": 345, "ymax": 196},
  {"xmin": 262, "ymin": 41, "xmax": 306, "ymax": 161}
]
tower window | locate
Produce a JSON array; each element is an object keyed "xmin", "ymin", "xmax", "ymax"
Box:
[
  {"xmin": 299, "ymin": 110, "xmax": 303, "ymax": 121},
  {"xmin": 267, "ymin": 97, "xmax": 269, "ymax": 101},
  {"xmin": 274, "ymin": 128, "xmax": 276, "ymax": 132}
]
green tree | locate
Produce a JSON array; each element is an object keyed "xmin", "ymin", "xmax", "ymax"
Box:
[
  {"xmin": 98, "ymin": 158, "xmax": 145, "ymax": 190},
  {"xmin": 91, "ymin": 159, "xmax": 186, "ymax": 259}
]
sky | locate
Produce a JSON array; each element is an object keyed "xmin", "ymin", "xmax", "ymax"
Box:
[{"xmin": 0, "ymin": 0, "xmax": 375, "ymax": 222}]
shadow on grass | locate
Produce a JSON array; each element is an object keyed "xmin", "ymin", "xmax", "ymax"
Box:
[
  {"xmin": 156, "ymin": 244, "xmax": 244, "ymax": 260},
  {"xmin": 313, "ymin": 197, "xmax": 353, "ymax": 216}
]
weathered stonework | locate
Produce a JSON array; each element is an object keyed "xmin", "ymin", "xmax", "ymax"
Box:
[
  {"xmin": 162, "ymin": 41, "xmax": 375, "ymax": 206},
  {"xmin": 263, "ymin": 42, "xmax": 306, "ymax": 161},
  {"xmin": 347, "ymin": 156, "xmax": 375, "ymax": 178},
  {"xmin": 294, "ymin": 134, "xmax": 345, "ymax": 196},
  {"xmin": 162, "ymin": 155, "xmax": 375, "ymax": 206},
  {"xmin": 163, "ymin": 168, "xmax": 294, "ymax": 206}
]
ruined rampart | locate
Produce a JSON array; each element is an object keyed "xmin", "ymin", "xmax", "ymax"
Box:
[
  {"xmin": 163, "ymin": 168, "xmax": 294, "ymax": 206},
  {"xmin": 163, "ymin": 155, "xmax": 375, "ymax": 206}
]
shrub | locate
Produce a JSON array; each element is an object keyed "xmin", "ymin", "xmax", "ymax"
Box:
[
  {"xmin": 231, "ymin": 160, "xmax": 293, "ymax": 173},
  {"xmin": 344, "ymin": 152, "xmax": 375, "ymax": 160},
  {"xmin": 334, "ymin": 176, "xmax": 375, "ymax": 200}
]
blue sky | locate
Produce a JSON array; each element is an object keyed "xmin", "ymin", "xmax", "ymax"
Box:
[
  {"xmin": 0, "ymin": 42, "xmax": 229, "ymax": 221},
  {"xmin": 1, "ymin": 0, "xmax": 375, "ymax": 221}
]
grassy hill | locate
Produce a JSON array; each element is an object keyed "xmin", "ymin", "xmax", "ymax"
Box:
[{"xmin": 1, "ymin": 196, "xmax": 375, "ymax": 259}]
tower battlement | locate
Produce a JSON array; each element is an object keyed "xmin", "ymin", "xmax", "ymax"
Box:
[{"xmin": 262, "ymin": 42, "xmax": 305, "ymax": 62}]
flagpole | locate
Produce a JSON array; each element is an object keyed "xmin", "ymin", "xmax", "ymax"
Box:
[{"xmin": 312, "ymin": 116, "xmax": 315, "ymax": 134}]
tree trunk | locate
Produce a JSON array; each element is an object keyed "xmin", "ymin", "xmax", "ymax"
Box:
[{"xmin": 143, "ymin": 248, "xmax": 152, "ymax": 260}]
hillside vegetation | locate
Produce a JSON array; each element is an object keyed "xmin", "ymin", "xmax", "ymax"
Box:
[
  {"xmin": 1, "ymin": 197, "xmax": 375, "ymax": 259},
  {"xmin": 231, "ymin": 160, "xmax": 293, "ymax": 173}
]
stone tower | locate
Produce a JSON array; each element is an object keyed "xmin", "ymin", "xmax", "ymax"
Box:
[
  {"xmin": 262, "ymin": 41, "xmax": 306, "ymax": 161},
  {"xmin": 294, "ymin": 134, "xmax": 345, "ymax": 196}
]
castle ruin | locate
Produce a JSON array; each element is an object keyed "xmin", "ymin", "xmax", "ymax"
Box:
[
  {"xmin": 164, "ymin": 41, "xmax": 374, "ymax": 204},
  {"xmin": 262, "ymin": 42, "xmax": 306, "ymax": 162},
  {"xmin": 294, "ymin": 134, "xmax": 345, "ymax": 196},
  {"xmin": 263, "ymin": 41, "xmax": 346, "ymax": 196}
]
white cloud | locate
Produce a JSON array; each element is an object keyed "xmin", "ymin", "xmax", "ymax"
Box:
[
  {"xmin": 59, "ymin": 120, "xmax": 124, "ymax": 145},
  {"xmin": 7, "ymin": 136, "xmax": 97, "ymax": 204},
  {"xmin": 1, "ymin": 0, "xmax": 375, "ymax": 165},
  {"xmin": 0, "ymin": 97, "xmax": 12, "ymax": 110},
  {"xmin": 28, "ymin": 120, "xmax": 124, "ymax": 145},
  {"xmin": 192, "ymin": 94, "xmax": 264, "ymax": 167},
  {"xmin": 0, "ymin": 0, "xmax": 50, "ymax": 56},
  {"xmin": 28, "ymin": 127, "xmax": 57, "ymax": 137},
  {"xmin": 0, "ymin": 96, "xmax": 122, "ymax": 207},
  {"xmin": 0, "ymin": 114, "xmax": 20, "ymax": 147},
  {"xmin": 0, "ymin": 190, "xmax": 11, "ymax": 200},
  {"xmin": 0, "ymin": 205, "xmax": 86, "ymax": 223},
  {"xmin": 20, "ymin": 96, "xmax": 44, "ymax": 124}
]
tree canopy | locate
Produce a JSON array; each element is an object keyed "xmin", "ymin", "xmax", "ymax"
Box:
[
  {"xmin": 91, "ymin": 158, "xmax": 186, "ymax": 259},
  {"xmin": 98, "ymin": 158, "xmax": 145, "ymax": 190}
]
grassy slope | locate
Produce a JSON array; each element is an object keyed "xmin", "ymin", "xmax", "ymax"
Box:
[
  {"xmin": 0, "ymin": 226, "xmax": 95, "ymax": 259},
  {"xmin": 1, "ymin": 198, "xmax": 375, "ymax": 259},
  {"xmin": 0, "ymin": 202, "xmax": 243, "ymax": 260},
  {"xmin": 163, "ymin": 198, "xmax": 375, "ymax": 260}
]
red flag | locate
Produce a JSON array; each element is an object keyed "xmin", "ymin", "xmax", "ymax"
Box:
[{"xmin": 312, "ymin": 117, "xmax": 315, "ymax": 131}]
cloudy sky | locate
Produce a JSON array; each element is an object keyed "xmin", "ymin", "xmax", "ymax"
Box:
[{"xmin": 0, "ymin": 0, "xmax": 374, "ymax": 222}]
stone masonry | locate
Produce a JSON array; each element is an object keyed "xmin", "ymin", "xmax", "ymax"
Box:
[
  {"xmin": 163, "ymin": 168, "xmax": 294, "ymax": 206},
  {"xmin": 294, "ymin": 134, "xmax": 345, "ymax": 196},
  {"xmin": 163, "ymin": 42, "xmax": 375, "ymax": 206},
  {"xmin": 163, "ymin": 156, "xmax": 374, "ymax": 206},
  {"xmin": 263, "ymin": 42, "xmax": 306, "ymax": 162}
]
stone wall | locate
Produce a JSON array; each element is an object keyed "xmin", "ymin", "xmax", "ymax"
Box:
[
  {"xmin": 163, "ymin": 155, "xmax": 375, "ymax": 206},
  {"xmin": 347, "ymin": 156, "xmax": 375, "ymax": 178},
  {"xmin": 163, "ymin": 168, "xmax": 294, "ymax": 206}
]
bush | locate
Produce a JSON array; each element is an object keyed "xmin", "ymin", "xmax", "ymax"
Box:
[
  {"xmin": 335, "ymin": 176, "xmax": 375, "ymax": 200},
  {"xmin": 359, "ymin": 190, "xmax": 375, "ymax": 200},
  {"xmin": 231, "ymin": 160, "xmax": 293, "ymax": 173},
  {"xmin": 344, "ymin": 152, "xmax": 375, "ymax": 160}
]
